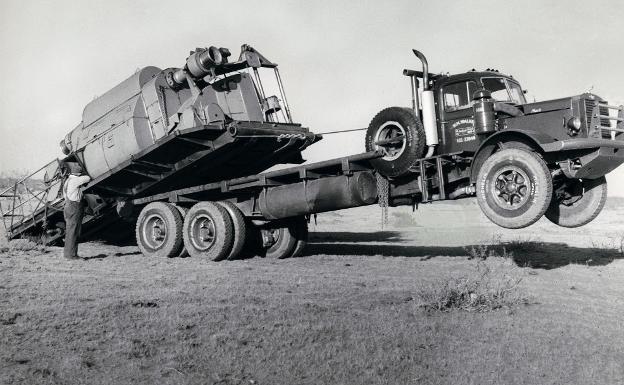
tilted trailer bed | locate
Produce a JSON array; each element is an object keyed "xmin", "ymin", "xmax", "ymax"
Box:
[{"xmin": 1, "ymin": 148, "xmax": 475, "ymax": 260}]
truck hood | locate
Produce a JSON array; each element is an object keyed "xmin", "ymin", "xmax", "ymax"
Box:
[{"xmin": 521, "ymin": 97, "xmax": 573, "ymax": 115}]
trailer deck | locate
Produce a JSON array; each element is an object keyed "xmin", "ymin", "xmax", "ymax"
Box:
[
  {"xmin": 133, "ymin": 151, "xmax": 383, "ymax": 205},
  {"xmin": 1, "ymin": 148, "xmax": 474, "ymax": 245}
]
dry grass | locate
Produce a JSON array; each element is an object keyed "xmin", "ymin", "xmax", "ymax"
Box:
[
  {"xmin": 414, "ymin": 260, "xmax": 528, "ymax": 312},
  {"xmin": 0, "ymin": 239, "xmax": 48, "ymax": 255},
  {"xmin": 1, "ymin": 240, "xmax": 623, "ymax": 385},
  {"xmin": 2, "ymin": 202, "xmax": 624, "ymax": 384},
  {"xmin": 463, "ymin": 233, "xmax": 512, "ymax": 260}
]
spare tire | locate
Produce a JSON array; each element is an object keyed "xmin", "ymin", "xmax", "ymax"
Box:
[{"xmin": 365, "ymin": 107, "xmax": 425, "ymax": 177}]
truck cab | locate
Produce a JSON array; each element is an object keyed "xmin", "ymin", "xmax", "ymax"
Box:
[
  {"xmin": 365, "ymin": 49, "xmax": 624, "ymax": 230},
  {"xmin": 434, "ymin": 71, "xmax": 526, "ymax": 153}
]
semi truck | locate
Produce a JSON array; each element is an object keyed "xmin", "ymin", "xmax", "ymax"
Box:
[{"xmin": 2, "ymin": 46, "xmax": 624, "ymax": 261}]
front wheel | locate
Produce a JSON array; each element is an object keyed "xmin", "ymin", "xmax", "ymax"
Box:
[
  {"xmin": 545, "ymin": 176, "xmax": 607, "ymax": 228},
  {"xmin": 476, "ymin": 148, "xmax": 552, "ymax": 229}
]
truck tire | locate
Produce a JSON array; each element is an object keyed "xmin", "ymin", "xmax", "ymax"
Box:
[
  {"xmin": 365, "ymin": 107, "xmax": 425, "ymax": 177},
  {"xmin": 476, "ymin": 148, "xmax": 552, "ymax": 229},
  {"xmin": 174, "ymin": 205, "xmax": 190, "ymax": 258},
  {"xmin": 136, "ymin": 202, "xmax": 184, "ymax": 258},
  {"xmin": 545, "ymin": 176, "xmax": 607, "ymax": 228},
  {"xmin": 290, "ymin": 217, "xmax": 309, "ymax": 259},
  {"xmin": 263, "ymin": 217, "xmax": 307, "ymax": 259},
  {"xmin": 216, "ymin": 201, "xmax": 248, "ymax": 260},
  {"xmin": 183, "ymin": 202, "xmax": 234, "ymax": 261}
]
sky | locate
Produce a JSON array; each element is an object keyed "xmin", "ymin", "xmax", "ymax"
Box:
[{"xmin": 2, "ymin": 0, "xmax": 624, "ymax": 193}]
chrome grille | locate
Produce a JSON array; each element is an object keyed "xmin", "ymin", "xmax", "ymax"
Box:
[{"xmin": 584, "ymin": 99, "xmax": 611, "ymax": 128}]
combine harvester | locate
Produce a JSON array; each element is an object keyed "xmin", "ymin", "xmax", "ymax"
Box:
[{"xmin": 3, "ymin": 45, "xmax": 624, "ymax": 260}]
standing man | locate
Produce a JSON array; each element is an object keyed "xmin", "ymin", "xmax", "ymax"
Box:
[{"xmin": 63, "ymin": 162, "xmax": 91, "ymax": 260}]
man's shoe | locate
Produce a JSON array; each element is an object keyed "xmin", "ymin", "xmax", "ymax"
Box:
[{"xmin": 64, "ymin": 255, "xmax": 81, "ymax": 260}]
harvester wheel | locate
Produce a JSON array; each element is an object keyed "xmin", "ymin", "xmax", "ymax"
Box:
[
  {"xmin": 136, "ymin": 202, "xmax": 184, "ymax": 258},
  {"xmin": 183, "ymin": 202, "xmax": 234, "ymax": 261},
  {"xmin": 216, "ymin": 201, "xmax": 248, "ymax": 260},
  {"xmin": 263, "ymin": 217, "xmax": 308, "ymax": 259},
  {"xmin": 365, "ymin": 107, "xmax": 425, "ymax": 177},
  {"xmin": 545, "ymin": 176, "xmax": 607, "ymax": 227},
  {"xmin": 476, "ymin": 148, "xmax": 552, "ymax": 229}
]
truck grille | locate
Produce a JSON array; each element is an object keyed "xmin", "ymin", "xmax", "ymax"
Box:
[{"xmin": 584, "ymin": 99, "xmax": 611, "ymax": 129}]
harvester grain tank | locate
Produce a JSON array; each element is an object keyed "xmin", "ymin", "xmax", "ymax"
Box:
[{"xmin": 60, "ymin": 44, "xmax": 319, "ymax": 195}]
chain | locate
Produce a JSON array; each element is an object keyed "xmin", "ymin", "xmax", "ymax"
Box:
[{"xmin": 376, "ymin": 173, "xmax": 389, "ymax": 229}]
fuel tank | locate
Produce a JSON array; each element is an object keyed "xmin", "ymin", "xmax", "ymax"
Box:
[{"xmin": 257, "ymin": 172, "xmax": 378, "ymax": 219}]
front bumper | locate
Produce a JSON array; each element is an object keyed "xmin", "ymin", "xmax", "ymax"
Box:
[
  {"xmin": 543, "ymin": 139, "xmax": 624, "ymax": 179},
  {"xmin": 541, "ymin": 138, "xmax": 624, "ymax": 152}
]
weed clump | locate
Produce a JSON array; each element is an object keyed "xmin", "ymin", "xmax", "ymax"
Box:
[
  {"xmin": 414, "ymin": 262, "xmax": 528, "ymax": 312},
  {"xmin": 0, "ymin": 239, "xmax": 48, "ymax": 255}
]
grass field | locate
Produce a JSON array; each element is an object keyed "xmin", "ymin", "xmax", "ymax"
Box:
[{"xmin": 1, "ymin": 201, "xmax": 624, "ymax": 384}]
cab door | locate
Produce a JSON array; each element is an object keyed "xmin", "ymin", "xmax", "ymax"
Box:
[{"xmin": 439, "ymin": 80, "xmax": 479, "ymax": 153}]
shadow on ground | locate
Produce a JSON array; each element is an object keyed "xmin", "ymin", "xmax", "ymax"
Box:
[{"xmin": 307, "ymin": 232, "xmax": 624, "ymax": 269}]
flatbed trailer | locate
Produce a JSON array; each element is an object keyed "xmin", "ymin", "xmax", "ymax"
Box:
[
  {"xmin": 1, "ymin": 147, "xmax": 476, "ymax": 261},
  {"xmin": 133, "ymin": 150, "xmax": 472, "ymax": 210},
  {"xmin": 122, "ymin": 149, "xmax": 476, "ymax": 260}
]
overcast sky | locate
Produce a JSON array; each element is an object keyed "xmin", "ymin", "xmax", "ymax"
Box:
[{"xmin": 2, "ymin": 0, "xmax": 624, "ymax": 193}]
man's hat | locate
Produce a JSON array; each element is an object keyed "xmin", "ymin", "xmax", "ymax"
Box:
[{"xmin": 66, "ymin": 162, "xmax": 84, "ymax": 175}]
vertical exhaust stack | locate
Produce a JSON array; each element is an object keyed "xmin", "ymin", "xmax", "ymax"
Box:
[{"xmin": 411, "ymin": 49, "xmax": 438, "ymax": 158}]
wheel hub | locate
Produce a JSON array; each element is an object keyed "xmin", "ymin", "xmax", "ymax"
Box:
[
  {"xmin": 143, "ymin": 214, "xmax": 167, "ymax": 250},
  {"xmin": 374, "ymin": 121, "xmax": 407, "ymax": 161},
  {"xmin": 190, "ymin": 215, "xmax": 216, "ymax": 251},
  {"xmin": 494, "ymin": 168, "xmax": 530, "ymax": 208}
]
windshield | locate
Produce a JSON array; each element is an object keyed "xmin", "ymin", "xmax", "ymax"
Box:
[{"xmin": 481, "ymin": 77, "xmax": 526, "ymax": 105}]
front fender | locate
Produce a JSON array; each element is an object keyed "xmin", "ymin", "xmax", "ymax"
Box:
[{"xmin": 469, "ymin": 129, "xmax": 555, "ymax": 182}]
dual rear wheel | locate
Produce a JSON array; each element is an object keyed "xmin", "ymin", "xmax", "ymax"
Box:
[{"xmin": 135, "ymin": 201, "xmax": 308, "ymax": 260}]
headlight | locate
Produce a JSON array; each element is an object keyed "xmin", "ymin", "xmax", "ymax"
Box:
[{"xmin": 567, "ymin": 117, "xmax": 581, "ymax": 135}]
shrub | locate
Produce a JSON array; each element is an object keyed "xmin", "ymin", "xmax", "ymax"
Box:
[
  {"xmin": 414, "ymin": 262, "xmax": 528, "ymax": 312},
  {"xmin": 0, "ymin": 239, "xmax": 48, "ymax": 254}
]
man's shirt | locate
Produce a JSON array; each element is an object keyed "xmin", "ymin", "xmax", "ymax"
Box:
[{"xmin": 63, "ymin": 175, "xmax": 91, "ymax": 202}]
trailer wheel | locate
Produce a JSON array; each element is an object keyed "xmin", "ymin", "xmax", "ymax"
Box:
[
  {"xmin": 263, "ymin": 217, "xmax": 308, "ymax": 259},
  {"xmin": 216, "ymin": 201, "xmax": 248, "ymax": 260},
  {"xmin": 545, "ymin": 176, "xmax": 607, "ymax": 228},
  {"xmin": 174, "ymin": 205, "xmax": 190, "ymax": 258},
  {"xmin": 183, "ymin": 202, "xmax": 234, "ymax": 261},
  {"xmin": 365, "ymin": 107, "xmax": 425, "ymax": 177},
  {"xmin": 136, "ymin": 202, "xmax": 184, "ymax": 258},
  {"xmin": 476, "ymin": 148, "xmax": 552, "ymax": 229},
  {"xmin": 290, "ymin": 217, "xmax": 309, "ymax": 258}
]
